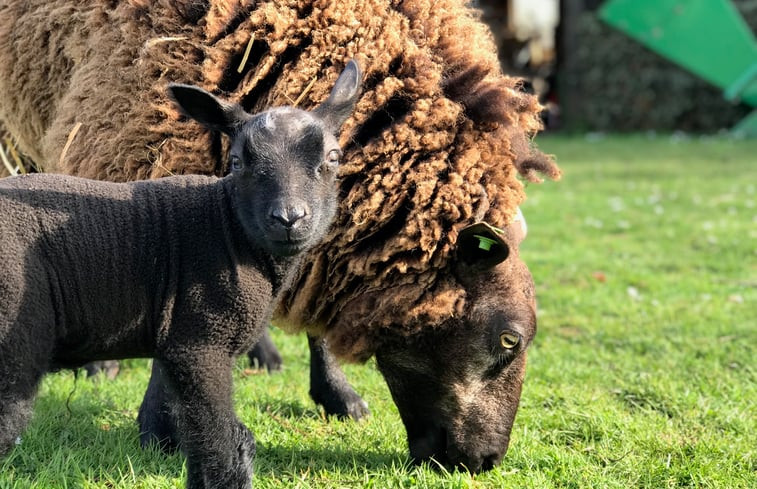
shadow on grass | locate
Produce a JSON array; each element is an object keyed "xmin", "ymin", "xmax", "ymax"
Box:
[
  {"xmin": 256, "ymin": 398, "xmax": 320, "ymax": 419},
  {"xmin": 256, "ymin": 443, "xmax": 409, "ymax": 475},
  {"xmin": 4, "ymin": 387, "xmax": 406, "ymax": 485},
  {"xmin": 3, "ymin": 387, "xmax": 183, "ymax": 485},
  {"xmin": 248, "ymin": 399, "xmax": 410, "ymax": 475}
]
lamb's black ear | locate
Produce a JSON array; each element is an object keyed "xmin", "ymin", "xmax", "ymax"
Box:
[
  {"xmin": 455, "ymin": 222, "xmax": 510, "ymax": 270},
  {"xmin": 167, "ymin": 83, "xmax": 250, "ymax": 135},
  {"xmin": 313, "ymin": 60, "xmax": 362, "ymax": 132}
]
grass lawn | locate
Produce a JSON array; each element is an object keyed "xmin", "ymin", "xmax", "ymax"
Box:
[{"xmin": 1, "ymin": 134, "xmax": 755, "ymax": 488}]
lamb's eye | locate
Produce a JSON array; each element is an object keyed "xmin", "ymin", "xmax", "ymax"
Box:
[
  {"xmin": 327, "ymin": 149, "xmax": 341, "ymax": 164},
  {"xmin": 318, "ymin": 149, "xmax": 341, "ymax": 176},
  {"xmin": 499, "ymin": 331, "xmax": 520, "ymax": 350},
  {"xmin": 229, "ymin": 156, "xmax": 243, "ymax": 171}
]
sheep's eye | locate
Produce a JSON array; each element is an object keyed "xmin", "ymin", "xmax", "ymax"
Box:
[
  {"xmin": 230, "ymin": 156, "xmax": 243, "ymax": 171},
  {"xmin": 327, "ymin": 149, "xmax": 341, "ymax": 165},
  {"xmin": 499, "ymin": 331, "xmax": 520, "ymax": 350}
]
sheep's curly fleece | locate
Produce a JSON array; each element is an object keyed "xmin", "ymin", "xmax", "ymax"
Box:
[{"xmin": 0, "ymin": 0, "xmax": 560, "ymax": 360}]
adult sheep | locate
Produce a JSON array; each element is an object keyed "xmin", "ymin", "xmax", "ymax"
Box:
[
  {"xmin": 0, "ymin": 63, "xmax": 362, "ymax": 489},
  {"xmin": 0, "ymin": 0, "xmax": 560, "ymax": 472}
]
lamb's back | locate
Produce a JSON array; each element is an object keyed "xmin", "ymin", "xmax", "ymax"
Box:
[
  {"xmin": 0, "ymin": 173, "xmax": 216, "ymax": 251},
  {"xmin": 0, "ymin": 173, "xmax": 242, "ymax": 363}
]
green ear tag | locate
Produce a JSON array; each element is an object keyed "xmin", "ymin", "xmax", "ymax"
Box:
[{"xmin": 474, "ymin": 235, "xmax": 497, "ymax": 251}]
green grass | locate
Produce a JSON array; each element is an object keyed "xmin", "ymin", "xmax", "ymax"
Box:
[{"xmin": 2, "ymin": 134, "xmax": 755, "ymax": 488}]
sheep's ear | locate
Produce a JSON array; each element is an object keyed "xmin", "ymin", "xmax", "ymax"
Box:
[
  {"xmin": 313, "ymin": 60, "xmax": 362, "ymax": 132},
  {"xmin": 167, "ymin": 83, "xmax": 250, "ymax": 135},
  {"xmin": 510, "ymin": 207, "xmax": 528, "ymax": 244},
  {"xmin": 455, "ymin": 222, "xmax": 510, "ymax": 270}
]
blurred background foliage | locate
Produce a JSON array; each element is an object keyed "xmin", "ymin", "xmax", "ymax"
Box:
[{"xmin": 476, "ymin": 0, "xmax": 757, "ymax": 133}]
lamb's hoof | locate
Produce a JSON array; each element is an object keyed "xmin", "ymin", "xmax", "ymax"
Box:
[
  {"xmin": 247, "ymin": 334, "xmax": 283, "ymax": 372},
  {"xmin": 83, "ymin": 360, "xmax": 120, "ymax": 380}
]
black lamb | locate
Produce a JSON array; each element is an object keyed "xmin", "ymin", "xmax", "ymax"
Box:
[{"xmin": 0, "ymin": 60, "xmax": 362, "ymax": 489}]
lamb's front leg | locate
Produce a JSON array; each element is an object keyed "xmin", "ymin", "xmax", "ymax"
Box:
[{"xmin": 162, "ymin": 351, "xmax": 255, "ymax": 489}]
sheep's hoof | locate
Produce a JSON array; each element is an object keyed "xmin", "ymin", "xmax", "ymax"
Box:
[
  {"xmin": 83, "ymin": 360, "xmax": 120, "ymax": 380},
  {"xmin": 247, "ymin": 330, "xmax": 283, "ymax": 372},
  {"xmin": 312, "ymin": 386, "xmax": 371, "ymax": 421},
  {"xmin": 340, "ymin": 397, "xmax": 371, "ymax": 421}
]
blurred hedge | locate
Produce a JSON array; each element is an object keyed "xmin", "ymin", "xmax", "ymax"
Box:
[{"xmin": 558, "ymin": 0, "xmax": 756, "ymax": 132}]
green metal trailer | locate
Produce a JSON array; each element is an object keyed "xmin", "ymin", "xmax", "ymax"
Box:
[{"xmin": 600, "ymin": 0, "xmax": 757, "ymax": 136}]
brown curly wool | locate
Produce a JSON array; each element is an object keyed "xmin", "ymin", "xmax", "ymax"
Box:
[{"xmin": 0, "ymin": 0, "xmax": 559, "ymax": 360}]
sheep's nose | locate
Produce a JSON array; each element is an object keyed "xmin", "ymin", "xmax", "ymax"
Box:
[{"xmin": 270, "ymin": 203, "xmax": 308, "ymax": 228}]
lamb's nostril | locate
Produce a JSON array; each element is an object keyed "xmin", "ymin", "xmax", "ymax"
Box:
[
  {"xmin": 270, "ymin": 208, "xmax": 291, "ymax": 227},
  {"xmin": 287, "ymin": 204, "xmax": 308, "ymax": 224},
  {"xmin": 270, "ymin": 205, "xmax": 308, "ymax": 228}
]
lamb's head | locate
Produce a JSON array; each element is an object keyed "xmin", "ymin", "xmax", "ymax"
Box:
[
  {"xmin": 168, "ymin": 61, "xmax": 362, "ymax": 257},
  {"xmin": 374, "ymin": 216, "xmax": 534, "ymax": 473}
]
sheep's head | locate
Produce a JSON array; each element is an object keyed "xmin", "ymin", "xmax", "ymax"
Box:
[
  {"xmin": 167, "ymin": 60, "xmax": 362, "ymax": 257},
  {"xmin": 374, "ymin": 215, "xmax": 534, "ymax": 473}
]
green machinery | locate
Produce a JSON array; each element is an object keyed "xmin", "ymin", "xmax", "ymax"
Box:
[{"xmin": 599, "ymin": 0, "xmax": 757, "ymax": 136}]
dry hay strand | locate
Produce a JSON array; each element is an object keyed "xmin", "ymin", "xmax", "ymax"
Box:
[
  {"xmin": 0, "ymin": 137, "xmax": 36, "ymax": 177},
  {"xmin": 58, "ymin": 122, "xmax": 82, "ymax": 169}
]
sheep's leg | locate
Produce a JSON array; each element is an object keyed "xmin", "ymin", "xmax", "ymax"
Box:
[
  {"xmin": 137, "ymin": 359, "xmax": 179, "ymax": 452},
  {"xmin": 246, "ymin": 326, "xmax": 283, "ymax": 372},
  {"xmin": 308, "ymin": 335, "xmax": 370, "ymax": 420},
  {"xmin": 162, "ymin": 352, "xmax": 255, "ymax": 489},
  {"xmin": 83, "ymin": 360, "xmax": 120, "ymax": 379}
]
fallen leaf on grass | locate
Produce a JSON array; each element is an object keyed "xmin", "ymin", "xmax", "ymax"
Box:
[
  {"xmin": 242, "ymin": 368, "xmax": 266, "ymax": 377},
  {"xmin": 592, "ymin": 271, "xmax": 607, "ymax": 282}
]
